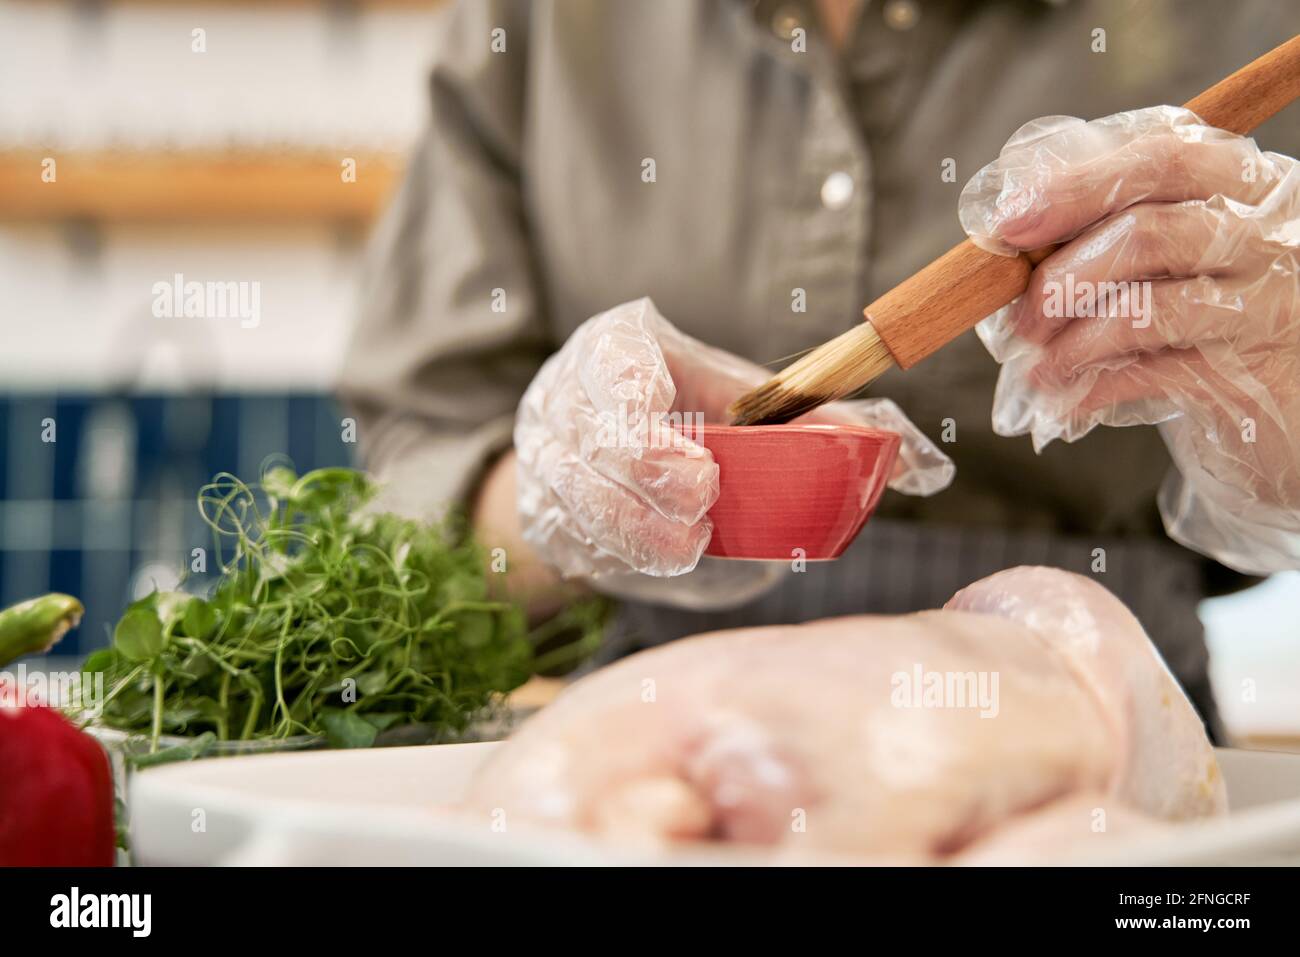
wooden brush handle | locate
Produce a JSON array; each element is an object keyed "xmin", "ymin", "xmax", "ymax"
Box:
[
  {"xmin": 869, "ymin": 33, "xmax": 1300, "ymax": 370},
  {"xmin": 1184, "ymin": 33, "xmax": 1300, "ymax": 136}
]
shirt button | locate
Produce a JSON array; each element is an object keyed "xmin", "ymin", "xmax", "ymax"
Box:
[
  {"xmin": 820, "ymin": 171, "xmax": 855, "ymax": 210},
  {"xmin": 883, "ymin": 0, "xmax": 920, "ymax": 31},
  {"xmin": 771, "ymin": 5, "xmax": 803, "ymax": 41}
]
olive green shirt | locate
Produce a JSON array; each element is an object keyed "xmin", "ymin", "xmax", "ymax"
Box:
[{"xmin": 340, "ymin": 0, "xmax": 1300, "ymax": 544}]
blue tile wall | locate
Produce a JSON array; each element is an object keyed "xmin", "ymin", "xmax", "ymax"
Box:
[{"xmin": 0, "ymin": 392, "xmax": 355, "ymax": 656}]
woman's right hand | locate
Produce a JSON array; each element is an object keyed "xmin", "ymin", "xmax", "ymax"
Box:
[{"xmin": 514, "ymin": 298, "xmax": 746, "ymax": 579}]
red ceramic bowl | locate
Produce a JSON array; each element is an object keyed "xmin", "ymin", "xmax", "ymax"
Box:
[{"xmin": 696, "ymin": 424, "xmax": 900, "ymax": 561}]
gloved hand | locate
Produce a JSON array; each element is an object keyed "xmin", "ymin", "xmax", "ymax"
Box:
[
  {"xmin": 514, "ymin": 298, "xmax": 953, "ymax": 605},
  {"xmin": 960, "ymin": 106, "xmax": 1300, "ymax": 574}
]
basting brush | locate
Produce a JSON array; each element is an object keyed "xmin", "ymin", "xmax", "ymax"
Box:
[{"xmin": 729, "ymin": 34, "xmax": 1300, "ymax": 426}]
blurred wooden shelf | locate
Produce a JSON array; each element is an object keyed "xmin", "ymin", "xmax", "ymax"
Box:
[{"xmin": 0, "ymin": 150, "xmax": 402, "ymax": 224}]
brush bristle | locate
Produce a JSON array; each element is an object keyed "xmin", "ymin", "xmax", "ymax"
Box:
[{"xmin": 729, "ymin": 323, "xmax": 896, "ymax": 426}]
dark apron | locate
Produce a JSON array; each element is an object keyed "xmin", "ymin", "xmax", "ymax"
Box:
[{"xmin": 597, "ymin": 518, "xmax": 1222, "ymax": 741}]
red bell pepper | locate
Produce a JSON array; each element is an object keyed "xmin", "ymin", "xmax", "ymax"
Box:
[
  {"xmin": 0, "ymin": 594, "xmax": 116, "ymax": 867},
  {"xmin": 0, "ymin": 696, "xmax": 116, "ymax": 866}
]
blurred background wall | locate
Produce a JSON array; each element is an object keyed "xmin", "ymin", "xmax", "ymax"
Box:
[{"xmin": 0, "ymin": 0, "xmax": 1295, "ymax": 747}]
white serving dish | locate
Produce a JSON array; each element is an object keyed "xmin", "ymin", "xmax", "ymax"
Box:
[{"xmin": 129, "ymin": 744, "xmax": 1300, "ymax": 866}]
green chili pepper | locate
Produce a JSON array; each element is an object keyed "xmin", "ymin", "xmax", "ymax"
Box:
[{"xmin": 0, "ymin": 594, "xmax": 85, "ymax": 669}]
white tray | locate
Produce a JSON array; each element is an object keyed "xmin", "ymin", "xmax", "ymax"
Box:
[{"xmin": 128, "ymin": 744, "xmax": 1300, "ymax": 866}]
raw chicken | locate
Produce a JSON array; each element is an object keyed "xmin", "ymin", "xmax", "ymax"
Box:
[
  {"xmin": 463, "ymin": 567, "xmax": 1225, "ymax": 862},
  {"xmin": 946, "ymin": 567, "xmax": 1224, "ymax": 822},
  {"xmin": 953, "ymin": 793, "xmax": 1170, "ymax": 866}
]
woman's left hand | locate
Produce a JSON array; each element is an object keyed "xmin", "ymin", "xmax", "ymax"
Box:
[{"xmin": 960, "ymin": 106, "xmax": 1300, "ymax": 573}]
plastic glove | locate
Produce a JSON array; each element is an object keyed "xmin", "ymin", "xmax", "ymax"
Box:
[
  {"xmin": 960, "ymin": 106, "xmax": 1300, "ymax": 574},
  {"xmin": 514, "ymin": 298, "xmax": 953, "ymax": 603}
]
